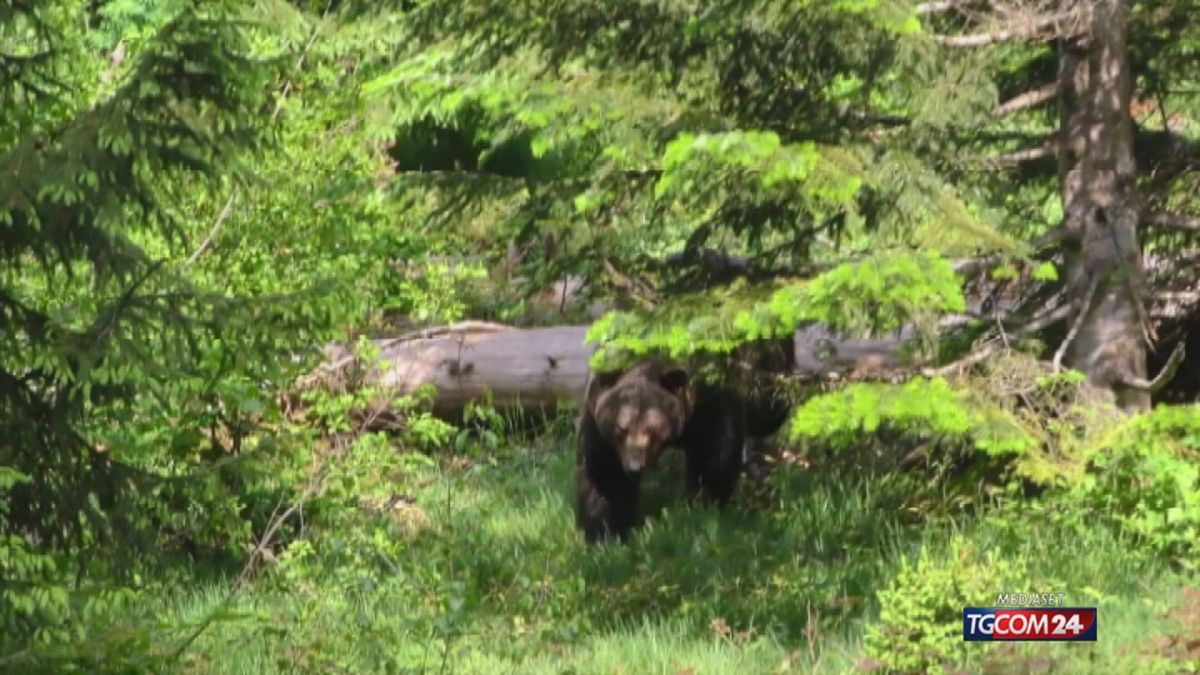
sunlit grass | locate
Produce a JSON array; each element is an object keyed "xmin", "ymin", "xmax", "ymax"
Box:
[{"xmin": 103, "ymin": 434, "xmax": 1198, "ymax": 674}]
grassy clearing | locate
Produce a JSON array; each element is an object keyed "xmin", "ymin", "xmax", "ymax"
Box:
[{"xmin": 106, "ymin": 433, "xmax": 1197, "ymax": 674}]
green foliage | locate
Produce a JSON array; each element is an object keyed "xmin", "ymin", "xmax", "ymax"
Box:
[
  {"xmin": 1031, "ymin": 261, "xmax": 1059, "ymax": 281},
  {"xmin": 788, "ymin": 377, "xmax": 1036, "ymax": 459},
  {"xmin": 370, "ymin": 0, "xmax": 984, "ymax": 305},
  {"xmin": 864, "ymin": 536, "xmax": 1039, "ymax": 675},
  {"xmin": 587, "ymin": 251, "xmax": 965, "ymax": 371},
  {"xmin": 1, "ymin": 1, "xmax": 440, "ymax": 664},
  {"xmin": 655, "ymin": 131, "xmax": 864, "ymax": 220},
  {"xmin": 62, "ymin": 426, "xmax": 1198, "ymax": 674},
  {"xmin": 365, "ymin": 45, "xmax": 667, "ymax": 171},
  {"xmin": 789, "ymin": 370, "xmax": 1200, "ymax": 573},
  {"xmin": 4, "ymin": 0, "xmax": 1200, "ymax": 671},
  {"xmin": 1069, "ymin": 405, "xmax": 1200, "ymax": 566},
  {"xmin": 762, "ymin": 252, "xmax": 966, "ymax": 336},
  {"xmin": 0, "ymin": 466, "xmax": 148, "ymax": 667},
  {"xmin": 1, "ymin": 0, "xmax": 284, "ymax": 566},
  {"xmin": 393, "ymin": 260, "xmax": 489, "ymax": 326},
  {"xmin": 0, "ymin": 469, "xmax": 73, "ymax": 650}
]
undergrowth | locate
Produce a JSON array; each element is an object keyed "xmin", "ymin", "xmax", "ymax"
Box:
[{"xmin": 34, "ymin": 415, "xmax": 1198, "ymax": 675}]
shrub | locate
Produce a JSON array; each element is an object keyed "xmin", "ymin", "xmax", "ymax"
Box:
[{"xmin": 864, "ymin": 536, "xmax": 1037, "ymax": 674}]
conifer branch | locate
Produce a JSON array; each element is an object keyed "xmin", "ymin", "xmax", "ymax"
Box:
[{"xmin": 183, "ymin": 4, "xmax": 331, "ymax": 268}]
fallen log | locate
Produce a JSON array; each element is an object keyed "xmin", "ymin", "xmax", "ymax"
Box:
[{"xmin": 301, "ymin": 322, "xmax": 912, "ymax": 420}]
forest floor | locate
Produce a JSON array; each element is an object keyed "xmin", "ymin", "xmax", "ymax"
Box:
[{"xmin": 129, "ymin": 425, "xmax": 1199, "ymax": 675}]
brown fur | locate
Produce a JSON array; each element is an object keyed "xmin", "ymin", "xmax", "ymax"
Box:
[
  {"xmin": 584, "ymin": 361, "xmax": 693, "ymax": 473},
  {"xmin": 575, "ymin": 360, "xmax": 746, "ymax": 543}
]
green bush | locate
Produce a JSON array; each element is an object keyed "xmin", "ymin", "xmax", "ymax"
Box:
[
  {"xmin": 864, "ymin": 536, "xmax": 1038, "ymax": 675},
  {"xmin": 1069, "ymin": 405, "xmax": 1200, "ymax": 567}
]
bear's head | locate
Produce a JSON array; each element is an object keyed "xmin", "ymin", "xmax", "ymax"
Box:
[{"xmin": 586, "ymin": 362, "xmax": 693, "ymax": 474}]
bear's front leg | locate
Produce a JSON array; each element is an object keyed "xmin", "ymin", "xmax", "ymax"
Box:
[
  {"xmin": 576, "ymin": 416, "xmax": 641, "ymax": 543},
  {"xmin": 682, "ymin": 391, "xmax": 746, "ymax": 505}
]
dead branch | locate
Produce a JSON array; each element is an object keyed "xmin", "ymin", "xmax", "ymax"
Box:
[
  {"xmin": 932, "ymin": 12, "xmax": 1076, "ymax": 47},
  {"xmin": 235, "ymin": 469, "xmax": 327, "ymax": 591},
  {"xmin": 923, "ymin": 303, "xmax": 1073, "ymax": 377},
  {"xmin": 1154, "ymin": 290, "xmax": 1200, "ymax": 306},
  {"xmin": 917, "ymin": 0, "xmax": 971, "ymax": 15},
  {"xmin": 964, "ymin": 141, "xmax": 1058, "ymax": 167},
  {"xmin": 994, "ymin": 82, "xmax": 1059, "ymax": 116},
  {"xmin": 184, "ymin": 190, "xmax": 237, "ymax": 268},
  {"xmin": 1053, "ymin": 275, "xmax": 1098, "ymax": 372},
  {"xmin": 382, "ymin": 320, "xmax": 514, "ymax": 344},
  {"xmin": 1143, "ymin": 210, "xmax": 1200, "ymax": 232},
  {"xmin": 1117, "ymin": 342, "xmax": 1186, "ymax": 392},
  {"xmin": 951, "ymin": 226, "xmax": 1071, "ymax": 278}
]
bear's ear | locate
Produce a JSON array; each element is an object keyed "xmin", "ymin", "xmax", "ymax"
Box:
[
  {"xmin": 658, "ymin": 368, "xmax": 690, "ymax": 396},
  {"xmin": 589, "ymin": 370, "xmax": 623, "ymax": 391},
  {"xmin": 585, "ymin": 370, "xmax": 623, "ymax": 411}
]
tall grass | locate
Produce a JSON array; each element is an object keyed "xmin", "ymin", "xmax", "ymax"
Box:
[{"xmin": 96, "ymin": 432, "xmax": 1195, "ymax": 674}]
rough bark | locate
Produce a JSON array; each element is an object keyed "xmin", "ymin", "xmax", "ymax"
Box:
[
  {"xmin": 1057, "ymin": 0, "xmax": 1151, "ymax": 410},
  {"xmin": 304, "ymin": 323, "xmax": 909, "ymax": 419}
]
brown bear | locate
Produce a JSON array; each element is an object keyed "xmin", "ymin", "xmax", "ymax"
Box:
[
  {"xmin": 734, "ymin": 335, "xmax": 796, "ymax": 478},
  {"xmin": 574, "ymin": 360, "xmax": 743, "ymax": 542},
  {"xmin": 735, "ymin": 335, "xmax": 796, "ymax": 437},
  {"xmin": 574, "ymin": 337, "xmax": 794, "ymax": 543}
]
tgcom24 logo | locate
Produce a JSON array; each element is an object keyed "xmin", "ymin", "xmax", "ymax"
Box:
[{"xmin": 962, "ymin": 607, "xmax": 1098, "ymax": 642}]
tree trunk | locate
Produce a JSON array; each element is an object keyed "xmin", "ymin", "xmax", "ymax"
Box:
[
  {"xmin": 304, "ymin": 323, "xmax": 909, "ymax": 420},
  {"xmin": 1057, "ymin": 0, "xmax": 1150, "ymax": 410}
]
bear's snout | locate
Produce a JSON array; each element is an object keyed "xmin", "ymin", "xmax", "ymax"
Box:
[{"xmin": 620, "ymin": 432, "xmax": 656, "ymax": 474}]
